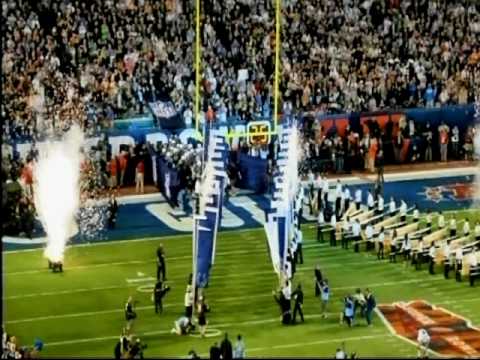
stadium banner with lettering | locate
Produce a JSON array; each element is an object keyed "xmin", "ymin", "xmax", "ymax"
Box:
[
  {"xmin": 194, "ymin": 131, "xmax": 228, "ymax": 288},
  {"xmin": 148, "ymin": 100, "xmax": 184, "ymax": 130}
]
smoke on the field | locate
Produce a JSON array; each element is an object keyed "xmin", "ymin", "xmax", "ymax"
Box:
[{"xmin": 34, "ymin": 125, "xmax": 84, "ymax": 262}]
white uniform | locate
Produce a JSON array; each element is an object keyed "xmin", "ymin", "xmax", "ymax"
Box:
[
  {"xmin": 475, "ymin": 224, "xmax": 480, "ymax": 238},
  {"xmin": 400, "ymin": 201, "xmax": 407, "ymax": 217},
  {"xmin": 429, "ymin": 245, "xmax": 436, "ymax": 259},
  {"xmin": 344, "ymin": 188, "xmax": 351, "ymax": 202},
  {"xmin": 463, "ymin": 221, "xmax": 470, "ymax": 236},
  {"xmin": 378, "ymin": 196, "xmax": 384, "ymax": 212},
  {"xmin": 367, "ymin": 193, "xmax": 374, "ymax": 208},
  {"xmin": 438, "ymin": 214, "xmax": 445, "ymax": 228},
  {"xmin": 389, "ymin": 199, "xmax": 396, "ymax": 213},
  {"xmin": 355, "ymin": 189, "xmax": 362, "ymax": 204},
  {"xmin": 336, "ymin": 183, "xmax": 342, "ymax": 199},
  {"xmin": 417, "ymin": 328, "xmax": 430, "ymax": 346},
  {"xmin": 317, "ymin": 211, "xmax": 325, "ymax": 225},
  {"xmin": 413, "ymin": 209, "xmax": 420, "ymax": 221},
  {"xmin": 352, "ymin": 222, "xmax": 361, "ymax": 237}
]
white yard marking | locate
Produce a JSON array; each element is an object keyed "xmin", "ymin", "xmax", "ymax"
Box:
[
  {"xmin": 5, "ymin": 278, "xmax": 454, "ymax": 323},
  {"xmin": 43, "ymin": 314, "xmax": 383, "ymax": 347}
]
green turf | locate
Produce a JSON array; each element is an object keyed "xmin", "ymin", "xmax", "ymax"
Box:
[{"xmin": 3, "ymin": 209, "xmax": 480, "ymax": 358}]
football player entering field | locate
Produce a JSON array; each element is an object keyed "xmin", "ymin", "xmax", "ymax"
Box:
[{"xmin": 417, "ymin": 328, "xmax": 431, "ymax": 359}]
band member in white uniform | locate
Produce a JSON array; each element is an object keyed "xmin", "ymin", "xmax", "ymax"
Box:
[
  {"xmin": 412, "ymin": 205, "xmax": 420, "ymax": 222},
  {"xmin": 377, "ymin": 195, "xmax": 384, "ymax": 218},
  {"xmin": 463, "ymin": 218, "xmax": 470, "ymax": 237},
  {"xmin": 317, "ymin": 209, "xmax": 326, "ymax": 242},
  {"xmin": 428, "ymin": 242, "xmax": 436, "ymax": 275},
  {"xmin": 367, "ymin": 191, "xmax": 375, "ymax": 211},
  {"xmin": 355, "ymin": 188, "xmax": 362, "ymax": 210},
  {"xmin": 443, "ymin": 240, "xmax": 451, "ymax": 279},
  {"xmin": 449, "ymin": 217, "xmax": 457, "ymax": 237},
  {"xmin": 389, "ymin": 197, "xmax": 396, "ymax": 215},
  {"xmin": 475, "ymin": 221, "xmax": 480, "ymax": 240},
  {"xmin": 455, "ymin": 247, "xmax": 463, "ymax": 282},
  {"xmin": 438, "ymin": 211, "xmax": 445, "ymax": 228},
  {"xmin": 344, "ymin": 187, "xmax": 351, "ymax": 214},
  {"xmin": 399, "ymin": 200, "xmax": 407, "ymax": 222}
]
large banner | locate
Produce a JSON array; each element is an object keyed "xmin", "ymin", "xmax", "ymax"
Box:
[
  {"xmin": 194, "ymin": 130, "xmax": 228, "ymax": 288},
  {"xmin": 264, "ymin": 125, "xmax": 298, "ymax": 278},
  {"xmin": 149, "ymin": 100, "xmax": 184, "ymax": 130}
]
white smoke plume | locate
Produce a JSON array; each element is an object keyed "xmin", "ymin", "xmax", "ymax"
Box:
[{"xmin": 34, "ymin": 125, "xmax": 84, "ymax": 263}]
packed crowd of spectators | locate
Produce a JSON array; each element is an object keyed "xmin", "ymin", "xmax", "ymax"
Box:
[
  {"xmin": 3, "ymin": 0, "xmax": 479, "ymax": 143},
  {"xmin": 2, "ymin": 0, "xmax": 480, "ymax": 235}
]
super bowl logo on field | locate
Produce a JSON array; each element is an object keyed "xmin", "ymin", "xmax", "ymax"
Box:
[
  {"xmin": 378, "ymin": 300, "xmax": 480, "ymax": 357},
  {"xmin": 418, "ymin": 182, "xmax": 477, "ymax": 203}
]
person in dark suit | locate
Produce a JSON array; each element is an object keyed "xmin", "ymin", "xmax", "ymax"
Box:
[
  {"xmin": 210, "ymin": 342, "xmax": 221, "ymax": 360},
  {"xmin": 220, "ymin": 333, "xmax": 233, "ymax": 360},
  {"xmin": 156, "ymin": 244, "xmax": 166, "ymax": 281},
  {"xmin": 314, "ymin": 264, "xmax": 323, "ymax": 297},
  {"xmin": 153, "ymin": 281, "xmax": 171, "ymax": 314},
  {"xmin": 292, "ymin": 284, "xmax": 304, "ymax": 323}
]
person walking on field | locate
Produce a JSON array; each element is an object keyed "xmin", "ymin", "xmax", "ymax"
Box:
[{"xmin": 136, "ymin": 159, "xmax": 145, "ymax": 194}]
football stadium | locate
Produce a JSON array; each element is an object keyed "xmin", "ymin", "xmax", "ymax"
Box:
[{"xmin": 2, "ymin": 0, "xmax": 480, "ymax": 359}]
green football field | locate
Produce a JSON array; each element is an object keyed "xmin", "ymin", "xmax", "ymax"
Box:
[{"xmin": 3, "ymin": 210, "xmax": 480, "ymax": 358}]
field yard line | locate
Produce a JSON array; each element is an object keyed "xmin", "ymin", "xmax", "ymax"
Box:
[
  {"xmin": 1, "ymin": 244, "xmax": 364, "ymax": 276},
  {"xmin": 5, "ymin": 277, "xmax": 453, "ymax": 324},
  {"xmin": 5, "ymin": 205, "xmax": 477, "ymax": 255},
  {"xmin": 4, "ymin": 258, "xmax": 396, "ymax": 300},
  {"xmin": 200, "ymin": 334, "xmax": 388, "ymax": 357},
  {"xmin": 42, "ymin": 314, "xmax": 379, "ymax": 347}
]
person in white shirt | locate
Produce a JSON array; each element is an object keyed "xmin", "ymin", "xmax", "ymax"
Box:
[
  {"xmin": 355, "ymin": 188, "xmax": 362, "ymax": 210},
  {"xmin": 455, "ymin": 247, "xmax": 463, "ymax": 282},
  {"xmin": 443, "ymin": 240, "xmax": 451, "ymax": 279},
  {"xmin": 463, "ymin": 218, "xmax": 470, "ymax": 237},
  {"xmin": 376, "ymin": 227, "xmax": 385, "ymax": 260},
  {"xmin": 315, "ymin": 175, "xmax": 324, "ymax": 213},
  {"xmin": 412, "ymin": 205, "xmax": 420, "ymax": 222},
  {"xmin": 389, "ymin": 197, "xmax": 396, "ymax": 215},
  {"xmin": 322, "ymin": 176, "xmax": 329, "ymax": 204},
  {"xmin": 341, "ymin": 216, "xmax": 350, "ymax": 249},
  {"xmin": 449, "ymin": 217, "xmax": 457, "ymax": 237},
  {"xmin": 367, "ymin": 190, "xmax": 375, "ymax": 211},
  {"xmin": 417, "ymin": 328, "xmax": 431, "ymax": 358},
  {"xmin": 282, "ymin": 279, "xmax": 292, "ymax": 301},
  {"xmin": 428, "ymin": 242, "xmax": 437, "ymax": 275},
  {"xmin": 438, "ymin": 211, "xmax": 445, "ymax": 228},
  {"xmin": 335, "ymin": 180, "xmax": 343, "ymax": 218},
  {"xmin": 425, "ymin": 209, "xmax": 432, "ymax": 234},
  {"xmin": 352, "ymin": 219, "xmax": 361, "ymax": 252},
  {"xmin": 317, "ymin": 210, "xmax": 326, "ymax": 242},
  {"xmin": 184, "ymin": 285, "xmax": 194, "ymax": 324},
  {"xmin": 330, "ymin": 214, "xmax": 337, "ymax": 247},
  {"xmin": 284, "ymin": 261, "xmax": 292, "ymax": 281},
  {"xmin": 343, "ymin": 187, "xmax": 351, "ymax": 214},
  {"xmin": 399, "ymin": 200, "xmax": 407, "ymax": 222},
  {"xmin": 468, "ymin": 252, "xmax": 478, "ymax": 287},
  {"xmin": 401, "ymin": 234, "xmax": 412, "ymax": 263},
  {"xmin": 295, "ymin": 228, "xmax": 304, "ymax": 264},
  {"xmin": 365, "ymin": 223, "xmax": 374, "ymax": 251},
  {"xmin": 377, "ymin": 195, "xmax": 384, "ymax": 217},
  {"xmin": 171, "ymin": 316, "xmax": 193, "ymax": 335},
  {"xmin": 476, "ymin": 221, "xmax": 480, "ymax": 240}
]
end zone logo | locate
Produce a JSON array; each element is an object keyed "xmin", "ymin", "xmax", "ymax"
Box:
[
  {"xmin": 418, "ymin": 182, "xmax": 477, "ymax": 203},
  {"xmin": 377, "ymin": 300, "xmax": 480, "ymax": 357}
]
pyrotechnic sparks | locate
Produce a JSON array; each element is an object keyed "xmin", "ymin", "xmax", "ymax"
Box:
[{"xmin": 34, "ymin": 125, "xmax": 84, "ymax": 263}]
